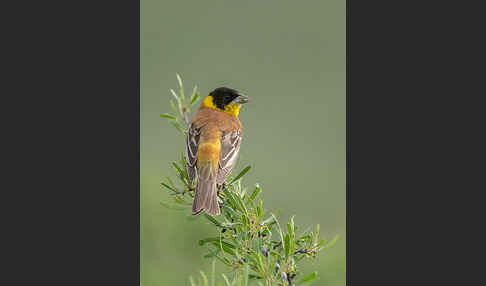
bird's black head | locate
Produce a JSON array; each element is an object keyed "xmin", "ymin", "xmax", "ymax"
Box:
[{"xmin": 209, "ymin": 87, "xmax": 249, "ymax": 110}]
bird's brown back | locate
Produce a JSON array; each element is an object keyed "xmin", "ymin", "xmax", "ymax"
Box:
[{"xmin": 190, "ymin": 106, "xmax": 243, "ymax": 135}]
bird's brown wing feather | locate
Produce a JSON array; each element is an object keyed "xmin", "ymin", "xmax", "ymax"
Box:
[
  {"xmin": 217, "ymin": 129, "xmax": 242, "ymax": 185},
  {"xmin": 185, "ymin": 123, "xmax": 200, "ymax": 183}
]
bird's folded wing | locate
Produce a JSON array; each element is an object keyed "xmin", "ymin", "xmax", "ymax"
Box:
[
  {"xmin": 217, "ymin": 129, "xmax": 242, "ymax": 185},
  {"xmin": 186, "ymin": 123, "xmax": 200, "ymax": 182}
]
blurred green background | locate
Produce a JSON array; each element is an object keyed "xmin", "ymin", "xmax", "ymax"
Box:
[{"xmin": 141, "ymin": 1, "xmax": 345, "ymax": 285}]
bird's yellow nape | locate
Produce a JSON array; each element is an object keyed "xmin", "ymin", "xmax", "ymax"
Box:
[{"xmin": 202, "ymin": 95, "xmax": 241, "ymax": 117}]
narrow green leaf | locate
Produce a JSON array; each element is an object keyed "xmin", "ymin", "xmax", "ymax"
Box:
[
  {"xmin": 299, "ymin": 271, "xmax": 318, "ymax": 283},
  {"xmin": 317, "ymin": 238, "xmax": 326, "ymax": 246},
  {"xmin": 210, "ymin": 241, "xmax": 235, "ymax": 255},
  {"xmin": 176, "ymin": 73, "xmax": 183, "ymax": 86},
  {"xmin": 166, "ymin": 176, "xmax": 176, "ymax": 187},
  {"xmin": 225, "ymin": 173, "xmax": 233, "ymax": 183},
  {"xmin": 169, "ymin": 99, "xmax": 177, "ymax": 113},
  {"xmin": 160, "ymin": 113, "xmax": 176, "ymax": 119},
  {"xmin": 161, "ymin": 182, "xmax": 177, "ymax": 193},
  {"xmin": 233, "ymin": 180, "xmax": 242, "ymax": 194},
  {"xmin": 221, "ymin": 274, "xmax": 232, "ymax": 286},
  {"xmin": 221, "ymin": 222, "xmax": 239, "ymax": 229},
  {"xmin": 255, "ymin": 251, "xmax": 265, "ymax": 273},
  {"xmin": 176, "ymin": 73, "xmax": 184, "ymax": 100},
  {"xmin": 262, "ymin": 215, "xmax": 276, "ymax": 226},
  {"xmin": 170, "ymin": 120, "xmax": 186, "ymax": 133},
  {"xmin": 244, "ymin": 252, "xmax": 258, "ymax": 266},
  {"xmin": 229, "ymin": 166, "xmax": 251, "ymax": 185},
  {"xmin": 222, "ymin": 204, "xmax": 239, "ymax": 218},
  {"xmin": 240, "ymin": 186, "xmax": 247, "ymax": 198},
  {"xmin": 314, "ymin": 224, "xmax": 320, "ymax": 243},
  {"xmin": 235, "ymin": 193, "xmax": 248, "ymax": 216},
  {"xmin": 189, "ymin": 276, "xmax": 196, "ymax": 286},
  {"xmin": 284, "ymin": 233, "xmax": 290, "ymax": 259},
  {"xmin": 247, "ymin": 274, "xmax": 263, "ymax": 280},
  {"xmin": 190, "ymin": 90, "xmax": 200, "ymax": 105},
  {"xmin": 212, "ymin": 254, "xmax": 231, "ymax": 266},
  {"xmin": 320, "ymin": 234, "xmax": 339, "ymax": 251},
  {"xmin": 172, "ymin": 162, "xmax": 187, "ymax": 180},
  {"xmin": 289, "ymin": 216, "xmax": 295, "ymax": 237},
  {"xmin": 170, "ymin": 88, "xmax": 179, "ymax": 100},
  {"xmin": 204, "ymin": 214, "xmax": 223, "ymax": 228},
  {"xmin": 170, "ymin": 88, "xmax": 183, "ymax": 114},
  {"xmin": 200, "ymin": 271, "xmax": 208, "ymax": 286},
  {"xmin": 222, "ymin": 188, "xmax": 241, "ymax": 212},
  {"xmin": 172, "ymin": 195, "xmax": 191, "ymax": 205},
  {"xmin": 203, "ymin": 248, "xmax": 221, "ymax": 258},
  {"xmin": 256, "ymin": 199, "xmax": 262, "ymax": 217},
  {"xmin": 272, "ymin": 214, "xmax": 285, "ymax": 255},
  {"xmin": 240, "ymin": 214, "xmax": 247, "ymax": 226},
  {"xmin": 198, "ymin": 238, "xmax": 235, "ymax": 248},
  {"xmin": 249, "ymin": 184, "xmax": 261, "ymax": 201},
  {"xmin": 288, "ymin": 216, "xmax": 296, "ymax": 256},
  {"xmin": 298, "ymin": 233, "xmax": 312, "ymax": 242}
]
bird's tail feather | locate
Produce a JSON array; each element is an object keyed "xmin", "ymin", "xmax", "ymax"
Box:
[{"xmin": 192, "ymin": 178, "xmax": 220, "ymax": 216}]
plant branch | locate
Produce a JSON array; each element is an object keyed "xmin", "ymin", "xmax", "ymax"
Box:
[{"xmin": 161, "ymin": 75, "xmax": 337, "ymax": 286}]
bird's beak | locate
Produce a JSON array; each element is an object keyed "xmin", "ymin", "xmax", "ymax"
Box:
[{"xmin": 234, "ymin": 93, "xmax": 251, "ymax": 104}]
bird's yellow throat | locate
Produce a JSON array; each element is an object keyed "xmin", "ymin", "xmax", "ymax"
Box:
[{"xmin": 202, "ymin": 95, "xmax": 241, "ymax": 117}]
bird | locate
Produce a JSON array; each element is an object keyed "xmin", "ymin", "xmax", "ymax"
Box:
[{"xmin": 185, "ymin": 87, "xmax": 250, "ymax": 216}]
